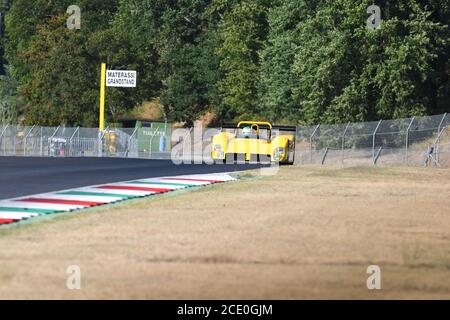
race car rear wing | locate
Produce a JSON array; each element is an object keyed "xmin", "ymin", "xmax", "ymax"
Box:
[
  {"xmin": 272, "ymin": 125, "xmax": 297, "ymax": 132},
  {"xmin": 221, "ymin": 123, "xmax": 239, "ymax": 129},
  {"xmin": 221, "ymin": 123, "xmax": 272, "ymax": 130},
  {"xmin": 220, "ymin": 123, "xmax": 297, "ymax": 132}
]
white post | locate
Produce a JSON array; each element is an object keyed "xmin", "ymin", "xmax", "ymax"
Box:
[
  {"xmin": 310, "ymin": 124, "xmax": 320, "ymax": 164},
  {"xmin": 434, "ymin": 126, "xmax": 447, "ymax": 166},
  {"xmin": 50, "ymin": 126, "xmax": 60, "ymax": 140},
  {"xmin": 436, "ymin": 113, "xmax": 447, "ymax": 163},
  {"xmin": 69, "ymin": 126, "xmax": 80, "ymax": 157},
  {"xmin": 372, "ymin": 120, "xmax": 382, "ymax": 164},
  {"xmin": 24, "ymin": 125, "xmax": 36, "ymax": 156},
  {"xmin": 0, "ymin": 124, "xmax": 9, "ymax": 156},
  {"xmin": 128, "ymin": 127, "xmax": 138, "ymax": 158},
  {"xmin": 405, "ymin": 117, "xmax": 415, "ymax": 165},
  {"xmin": 49, "ymin": 126, "xmax": 60, "ymax": 157},
  {"xmin": 13, "ymin": 125, "xmax": 17, "ymax": 156},
  {"xmin": 40, "ymin": 127, "xmax": 43, "ymax": 156},
  {"xmin": 342, "ymin": 122, "xmax": 350, "ymax": 165},
  {"xmin": 99, "ymin": 126, "xmax": 109, "ymax": 157},
  {"xmin": 148, "ymin": 128, "xmax": 160, "ymax": 159}
]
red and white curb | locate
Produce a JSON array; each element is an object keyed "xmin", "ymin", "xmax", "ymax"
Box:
[{"xmin": 0, "ymin": 173, "xmax": 236, "ymax": 226}]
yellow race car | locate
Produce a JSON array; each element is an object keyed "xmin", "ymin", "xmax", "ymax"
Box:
[{"xmin": 211, "ymin": 121, "xmax": 296, "ymax": 164}]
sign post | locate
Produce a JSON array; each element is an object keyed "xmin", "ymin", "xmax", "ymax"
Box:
[
  {"xmin": 99, "ymin": 63, "xmax": 106, "ymax": 131},
  {"xmin": 98, "ymin": 64, "xmax": 137, "ymax": 131}
]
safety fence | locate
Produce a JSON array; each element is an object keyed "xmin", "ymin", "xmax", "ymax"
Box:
[
  {"xmin": 0, "ymin": 125, "xmax": 171, "ymax": 159},
  {"xmin": 0, "ymin": 113, "xmax": 448, "ymax": 166},
  {"xmin": 295, "ymin": 113, "xmax": 449, "ymax": 166}
]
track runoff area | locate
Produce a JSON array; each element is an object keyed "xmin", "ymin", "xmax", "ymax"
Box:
[{"xmin": 0, "ymin": 157, "xmax": 262, "ymax": 226}]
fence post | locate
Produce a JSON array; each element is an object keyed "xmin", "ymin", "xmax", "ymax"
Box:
[
  {"xmin": 98, "ymin": 126, "xmax": 109, "ymax": 157},
  {"xmin": 128, "ymin": 127, "xmax": 138, "ymax": 158},
  {"xmin": 341, "ymin": 122, "xmax": 350, "ymax": 165},
  {"xmin": 433, "ymin": 126, "xmax": 447, "ymax": 166},
  {"xmin": 40, "ymin": 127, "xmax": 43, "ymax": 157},
  {"xmin": 0, "ymin": 124, "xmax": 8, "ymax": 156},
  {"xmin": 69, "ymin": 126, "xmax": 80, "ymax": 157},
  {"xmin": 50, "ymin": 126, "xmax": 60, "ymax": 139},
  {"xmin": 98, "ymin": 130, "xmax": 102, "ymax": 157},
  {"xmin": 372, "ymin": 120, "xmax": 382, "ymax": 164},
  {"xmin": 24, "ymin": 125, "xmax": 35, "ymax": 156},
  {"xmin": 310, "ymin": 124, "xmax": 320, "ymax": 164},
  {"xmin": 77, "ymin": 127, "xmax": 80, "ymax": 156},
  {"xmin": 321, "ymin": 147, "xmax": 329, "ymax": 165},
  {"xmin": 0, "ymin": 124, "xmax": 9, "ymax": 156},
  {"xmin": 405, "ymin": 117, "xmax": 415, "ymax": 165},
  {"xmin": 49, "ymin": 126, "xmax": 60, "ymax": 157},
  {"xmin": 436, "ymin": 113, "xmax": 447, "ymax": 163},
  {"xmin": 13, "ymin": 125, "xmax": 17, "ymax": 156},
  {"xmin": 148, "ymin": 128, "xmax": 160, "ymax": 159}
]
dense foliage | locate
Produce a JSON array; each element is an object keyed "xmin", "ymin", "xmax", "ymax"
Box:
[{"xmin": 0, "ymin": 0, "xmax": 448, "ymax": 126}]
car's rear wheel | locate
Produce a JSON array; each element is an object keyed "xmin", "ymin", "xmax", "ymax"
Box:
[
  {"xmin": 249, "ymin": 154, "xmax": 259, "ymax": 164},
  {"xmin": 259, "ymin": 154, "xmax": 271, "ymax": 164},
  {"xmin": 223, "ymin": 153, "xmax": 235, "ymax": 164},
  {"xmin": 235, "ymin": 153, "xmax": 246, "ymax": 164}
]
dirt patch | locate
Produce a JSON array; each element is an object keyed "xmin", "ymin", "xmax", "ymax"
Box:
[{"xmin": 0, "ymin": 166, "xmax": 449, "ymax": 299}]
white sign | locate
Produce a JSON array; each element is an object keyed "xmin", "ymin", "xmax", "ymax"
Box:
[{"xmin": 106, "ymin": 70, "xmax": 137, "ymax": 87}]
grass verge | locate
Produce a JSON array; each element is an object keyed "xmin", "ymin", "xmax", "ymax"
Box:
[{"xmin": 0, "ymin": 166, "xmax": 449, "ymax": 299}]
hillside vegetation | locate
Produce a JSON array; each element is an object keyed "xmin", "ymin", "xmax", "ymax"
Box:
[{"xmin": 0, "ymin": 0, "xmax": 448, "ymax": 127}]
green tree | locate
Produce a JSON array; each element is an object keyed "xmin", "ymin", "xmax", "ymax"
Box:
[
  {"xmin": 259, "ymin": 0, "xmax": 318, "ymax": 123},
  {"xmin": 215, "ymin": 0, "xmax": 270, "ymax": 121},
  {"xmin": 4, "ymin": 0, "xmax": 122, "ymax": 126},
  {"xmin": 0, "ymin": 0, "xmax": 11, "ymax": 76},
  {"xmin": 111, "ymin": 0, "xmax": 168, "ymax": 106},
  {"xmin": 108, "ymin": 0, "xmax": 220, "ymax": 126},
  {"xmin": 293, "ymin": 0, "xmax": 449, "ymax": 123},
  {"xmin": 19, "ymin": 15, "xmax": 98, "ymax": 125},
  {"xmin": 158, "ymin": 0, "xmax": 222, "ymax": 126},
  {"xmin": 259, "ymin": 0, "xmax": 449, "ymax": 124},
  {"xmin": 0, "ymin": 65, "xmax": 18, "ymax": 123},
  {"xmin": 2, "ymin": 0, "xmax": 449, "ymax": 127},
  {"xmin": 326, "ymin": 0, "xmax": 450, "ymax": 123},
  {"xmin": 0, "ymin": 0, "xmax": 14, "ymax": 122},
  {"xmin": 291, "ymin": 1, "xmax": 371, "ymax": 124}
]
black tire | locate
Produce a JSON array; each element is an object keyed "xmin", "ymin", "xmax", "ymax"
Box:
[
  {"xmin": 249, "ymin": 154, "xmax": 259, "ymax": 164},
  {"xmin": 235, "ymin": 153, "xmax": 246, "ymax": 164},
  {"xmin": 258, "ymin": 154, "xmax": 271, "ymax": 164},
  {"xmin": 224, "ymin": 153, "xmax": 235, "ymax": 164}
]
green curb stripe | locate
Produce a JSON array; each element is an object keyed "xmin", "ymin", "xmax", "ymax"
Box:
[
  {"xmin": 0, "ymin": 207, "xmax": 62, "ymax": 214},
  {"xmin": 129, "ymin": 181, "xmax": 194, "ymax": 187},
  {"xmin": 57, "ymin": 191, "xmax": 135, "ymax": 199}
]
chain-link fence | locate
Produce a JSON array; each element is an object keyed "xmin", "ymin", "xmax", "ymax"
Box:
[
  {"xmin": 295, "ymin": 113, "xmax": 449, "ymax": 166},
  {"xmin": 0, "ymin": 125, "xmax": 171, "ymax": 159},
  {"xmin": 0, "ymin": 113, "xmax": 448, "ymax": 166}
]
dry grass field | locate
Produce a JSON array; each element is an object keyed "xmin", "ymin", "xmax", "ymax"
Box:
[{"xmin": 0, "ymin": 166, "xmax": 449, "ymax": 299}]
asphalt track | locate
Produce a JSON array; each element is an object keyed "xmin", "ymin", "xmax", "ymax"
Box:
[{"xmin": 0, "ymin": 157, "xmax": 262, "ymax": 200}]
